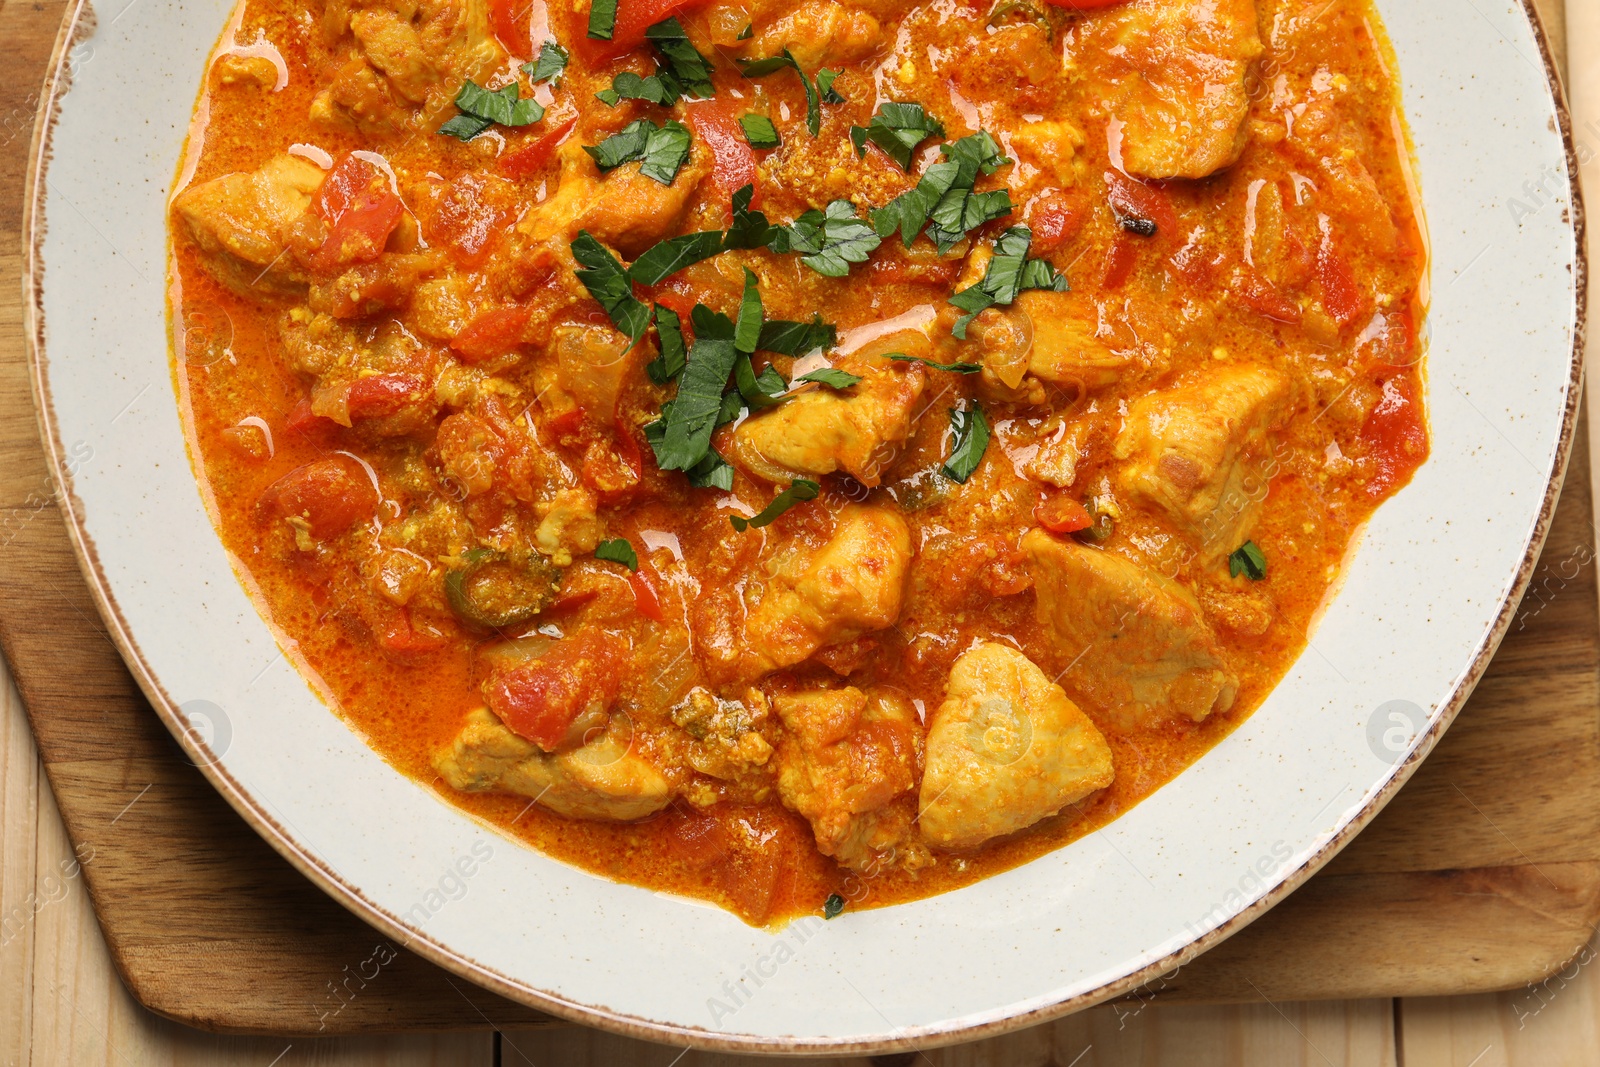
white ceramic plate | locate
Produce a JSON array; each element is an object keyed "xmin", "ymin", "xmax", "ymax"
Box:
[{"xmin": 23, "ymin": 0, "xmax": 1585, "ymax": 1053}]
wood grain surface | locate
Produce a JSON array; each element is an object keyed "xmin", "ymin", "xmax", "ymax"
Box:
[{"xmin": 0, "ymin": 0, "xmax": 1597, "ymax": 1056}]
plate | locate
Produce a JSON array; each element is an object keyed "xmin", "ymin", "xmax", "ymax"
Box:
[{"xmin": 23, "ymin": 0, "xmax": 1584, "ymax": 1052}]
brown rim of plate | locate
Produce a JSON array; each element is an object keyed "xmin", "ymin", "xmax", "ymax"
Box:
[{"xmin": 20, "ymin": 0, "xmax": 1591, "ymax": 1053}]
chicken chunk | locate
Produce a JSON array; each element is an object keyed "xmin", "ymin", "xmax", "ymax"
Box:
[
  {"xmin": 1020, "ymin": 290, "xmax": 1135, "ymax": 390},
  {"xmin": 743, "ymin": 505, "xmax": 913, "ymax": 674},
  {"xmin": 171, "ymin": 155, "xmax": 325, "ymax": 298},
  {"xmin": 1025, "ymin": 417, "xmax": 1090, "ymax": 488},
  {"xmin": 1023, "ymin": 530, "xmax": 1238, "ymax": 725},
  {"xmin": 535, "ymin": 487, "xmax": 602, "ymax": 567},
  {"xmin": 520, "ymin": 140, "xmax": 712, "ymax": 259},
  {"xmin": 744, "ymin": 2, "xmax": 883, "ymax": 70},
  {"xmin": 1113, "ymin": 363, "xmax": 1290, "ymax": 566},
  {"xmin": 730, "ymin": 352, "xmax": 927, "ymax": 486},
  {"xmin": 773, "ymin": 687, "xmax": 921, "ymax": 871},
  {"xmin": 435, "ymin": 706, "xmax": 671, "ymax": 820},
  {"xmin": 920, "ymin": 642, "xmax": 1114, "ymax": 850},
  {"xmin": 1085, "ymin": 0, "xmax": 1263, "ymax": 180}
]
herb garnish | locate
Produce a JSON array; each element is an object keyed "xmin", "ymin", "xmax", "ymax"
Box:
[
  {"xmin": 740, "ymin": 114, "xmax": 780, "ymax": 149},
  {"xmin": 886, "ymin": 353, "xmax": 981, "ymax": 373},
  {"xmin": 871, "ymin": 132, "xmax": 1012, "ymax": 251},
  {"xmin": 646, "ymin": 305, "xmax": 688, "ymax": 383},
  {"xmin": 595, "ymin": 538, "xmax": 640, "ymax": 571},
  {"xmin": 948, "ymin": 225, "xmax": 1068, "ymax": 338},
  {"xmin": 596, "ymin": 71, "xmax": 679, "ymax": 108},
  {"xmin": 850, "ymin": 102, "xmax": 945, "ymax": 170},
  {"xmin": 794, "ymin": 367, "xmax": 862, "ymax": 389},
  {"xmin": 942, "ymin": 403, "xmax": 990, "ymax": 483},
  {"xmin": 758, "ymin": 315, "xmax": 836, "ymax": 355},
  {"xmin": 773, "ymin": 200, "xmax": 881, "ymax": 277},
  {"xmin": 587, "ymin": 0, "xmax": 617, "ymax": 40},
  {"xmin": 523, "ymin": 41, "xmax": 568, "ymax": 85},
  {"xmin": 723, "ymin": 184, "xmax": 778, "ymax": 249},
  {"xmin": 571, "ymin": 232, "xmax": 652, "ymax": 341},
  {"xmin": 584, "ymin": 119, "xmax": 692, "ymax": 184},
  {"xmin": 731, "ymin": 479, "xmax": 821, "ymax": 530},
  {"xmin": 645, "ymin": 18, "xmax": 716, "ymax": 100},
  {"xmin": 628, "ymin": 231, "xmax": 726, "ymax": 285},
  {"xmin": 738, "ymin": 49, "xmax": 839, "ymax": 136},
  {"xmin": 1229, "ymin": 541, "xmax": 1268, "ymax": 580},
  {"xmin": 823, "ymin": 893, "xmax": 846, "ymax": 919},
  {"xmin": 650, "ymin": 316, "xmax": 740, "ymax": 471},
  {"xmin": 438, "ymin": 79, "xmax": 545, "ymax": 140}
]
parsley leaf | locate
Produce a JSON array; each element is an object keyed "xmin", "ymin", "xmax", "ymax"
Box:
[
  {"xmin": 524, "ymin": 41, "xmax": 568, "ymax": 84},
  {"xmin": 646, "ymin": 305, "xmax": 688, "ymax": 383},
  {"xmin": 740, "ymin": 113, "xmax": 780, "ymax": 149},
  {"xmin": 584, "ymin": 120, "xmax": 692, "ymax": 184},
  {"xmin": 1229, "ymin": 541, "xmax": 1268, "ymax": 580},
  {"xmin": 628, "ymin": 230, "xmax": 725, "ymax": 285},
  {"xmin": 588, "ymin": 0, "xmax": 617, "ymax": 39},
  {"xmin": 738, "ymin": 49, "xmax": 835, "ymax": 136},
  {"xmin": 571, "ymin": 231, "xmax": 651, "ymax": 341},
  {"xmin": 949, "ymin": 225, "xmax": 1068, "ymax": 337},
  {"xmin": 646, "ymin": 18, "xmax": 716, "ymax": 100},
  {"xmin": 653, "ymin": 332, "xmax": 739, "ymax": 471},
  {"xmin": 775, "ymin": 200, "xmax": 881, "ymax": 277},
  {"xmin": 734, "ymin": 269, "xmax": 764, "ymax": 354},
  {"xmin": 823, "ymin": 893, "xmax": 846, "ymax": 919},
  {"xmin": 737, "ymin": 22, "xmax": 753, "ymax": 39},
  {"xmin": 795, "ymin": 367, "xmax": 861, "ymax": 389},
  {"xmin": 942, "ymin": 403, "xmax": 990, "ymax": 484},
  {"xmin": 870, "ymin": 131, "xmax": 1011, "ymax": 251},
  {"xmin": 734, "ymin": 354, "xmax": 788, "ymax": 409},
  {"xmin": 723, "ymin": 184, "xmax": 778, "ymax": 250},
  {"xmin": 850, "ymin": 102, "xmax": 945, "ymax": 170},
  {"xmin": 597, "ymin": 71, "xmax": 678, "ymax": 108},
  {"xmin": 731, "ymin": 479, "xmax": 820, "ymax": 530},
  {"xmin": 687, "ymin": 450, "xmax": 736, "ymax": 489},
  {"xmin": 439, "ymin": 79, "xmax": 544, "ymax": 140},
  {"xmin": 757, "ymin": 315, "xmax": 835, "ymax": 355},
  {"xmin": 595, "ymin": 538, "xmax": 639, "ymax": 571},
  {"xmin": 691, "ymin": 302, "xmax": 736, "ymax": 341},
  {"xmin": 886, "ymin": 353, "xmax": 981, "ymax": 373}
]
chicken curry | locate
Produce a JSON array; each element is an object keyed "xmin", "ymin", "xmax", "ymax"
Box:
[{"xmin": 169, "ymin": 0, "xmax": 1428, "ymax": 924}]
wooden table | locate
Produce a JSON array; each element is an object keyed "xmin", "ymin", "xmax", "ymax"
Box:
[{"xmin": 4, "ymin": 0, "xmax": 1600, "ymax": 1062}]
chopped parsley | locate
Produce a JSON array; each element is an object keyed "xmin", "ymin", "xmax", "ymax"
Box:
[
  {"xmin": 587, "ymin": 0, "xmax": 617, "ymax": 39},
  {"xmin": 584, "ymin": 119, "xmax": 692, "ymax": 184},
  {"xmin": 1230, "ymin": 541, "xmax": 1268, "ymax": 580},
  {"xmin": 887, "ymin": 353, "xmax": 981, "ymax": 373},
  {"xmin": 740, "ymin": 113, "xmax": 781, "ymax": 149},
  {"xmin": 687, "ymin": 451, "xmax": 736, "ymax": 489},
  {"xmin": 650, "ymin": 322, "xmax": 740, "ymax": 471},
  {"xmin": 942, "ymin": 403, "xmax": 990, "ymax": 484},
  {"xmin": 723, "ymin": 184, "xmax": 778, "ymax": 250},
  {"xmin": 596, "ymin": 71, "xmax": 679, "ymax": 108},
  {"xmin": 646, "ymin": 305, "xmax": 688, "ymax": 384},
  {"xmin": 628, "ymin": 230, "xmax": 726, "ymax": 285},
  {"xmin": 645, "ymin": 18, "xmax": 716, "ymax": 100},
  {"xmin": 571, "ymin": 232, "xmax": 651, "ymax": 341},
  {"xmin": 731, "ymin": 479, "xmax": 821, "ymax": 530},
  {"xmin": 738, "ymin": 49, "xmax": 839, "ymax": 136},
  {"xmin": 823, "ymin": 893, "xmax": 846, "ymax": 919},
  {"xmin": 871, "ymin": 132, "xmax": 1012, "ymax": 251},
  {"xmin": 438, "ymin": 78, "xmax": 545, "ymax": 140},
  {"xmin": 594, "ymin": 538, "xmax": 640, "ymax": 571},
  {"xmin": 794, "ymin": 367, "xmax": 862, "ymax": 389},
  {"xmin": 948, "ymin": 225, "xmax": 1068, "ymax": 338},
  {"xmin": 850, "ymin": 102, "xmax": 945, "ymax": 171},
  {"xmin": 758, "ymin": 315, "xmax": 836, "ymax": 355},
  {"xmin": 773, "ymin": 200, "xmax": 881, "ymax": 277},
  {"xmin": 523, "ymin": 41, "xmax": 568, "ymax": 85}
]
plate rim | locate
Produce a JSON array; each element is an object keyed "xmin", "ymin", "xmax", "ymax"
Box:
[{"xmin": 19, "ymin": 0, "xmax": 1589, "ymax": 1051}]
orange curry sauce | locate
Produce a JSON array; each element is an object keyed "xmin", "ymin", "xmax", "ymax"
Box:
[{"xmin": 169, "ymin": 0, "xmax": 1427, "ymax": 924}]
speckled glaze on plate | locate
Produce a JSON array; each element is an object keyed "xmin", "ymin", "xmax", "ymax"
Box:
[{"xmin": 22, "ymin": 0, "xmax": 1585, "ymax": 1052}]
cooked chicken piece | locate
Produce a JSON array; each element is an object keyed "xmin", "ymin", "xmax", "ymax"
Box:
[
  {"xmin": 535, "ymin": 487, "xmax": 602, "ymax": 566},
  {"xmin": 744, "ymin": 2, "xmax": 883, "ymax": 70},
  {"xmin": 1009, "ymin": 120, "xmax": 1084, "ymax": 186},
  {"xmin": 520, "ymin": 141, "xmax": 712, "ymax": 259},
  {"xmin": 730, "ymin": 352, "xmax": 927, "ymax": 486},
  {"xmin": 773, "ymin": 687, "xmax": 921, "ymax": 871},
  {"xmin": 670, "ymin": 687, "xmax": 776, "ymax": 784},
  {"xmin": 1086, "ymin": 0, "xmax": 1263, "ymax": 180},
  {"xmin": 1025, "ymin": 417, "xmax": 1090, "ymax": 488},
  {"xmin": 920, "ymin": 642, "xmax": 1114, "ymax": 850},
  {"xmin": 1023, "ymin": 530, "xmax": 1238, "ymax": 725},
  {"xmin": 1019, "ymin": 290, "xmax": 1135, "ymax": 390},
  {"xmin": 1113, "ymin": 363, "xmax": 1290, "ymax": 566},
  {"xmin": 744, "ymin": 505, "xmax": 913, "ymax": 673},
  {"xmin": 171, "ymin": 155, "xmax": 325, "ymax": 298},
  {"xmin": 436, "ymin": 707, "xmax": 671, "ymax": 821}
]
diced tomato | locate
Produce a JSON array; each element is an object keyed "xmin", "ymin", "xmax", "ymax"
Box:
[
  {"xmin": 415, "ymin": 174, "xmax": 513, "ymax": 268},
  {"xmin": 1034, "ymin": 494, "xmax": 1093, "ymax": 533},
  {"xmin": 1104, "ymin": 170, "xmax": 1177, "ymax": 237},
  {"xmin": 685, "ymin": 98, "xmax": 756, "ymax": 221},
  {"xmin": 1358, "ymin": 375, "xmax": 1429, "ymax": 499},
  {"xmin": 486, "ymin": 629, "xmax": 628, "ymax": 750},
  {"xmin": 613, "ymin": 416, "xmax": 644, "ymax": 481},
  {"xmin": 373, "ymin": 606, "xmax": 450, "ymax": 656},
  {"xmin": 1317, "ymin": 226, "xmax": 1372, "ymax": 330},
  {"xmin": 1043, "ymin": 0, "xmax": 1131, "ymax": 7},
  {"xmin": 499, "ymin": 116, "xmax": 579, "ymax": 180},
  {"xmin": 489, "ymin": 0, "xmax": 544, "ymax": 53},
  {"xmin": 284, "ymin": 397, "xmax": 335, "ymax": 437},
  {"xmin": 548, "ymin": 407, "xmax": 588, "ymax": 437},
  {"xmin": 451, "ymin": 306, "xmax": 534, "ymax": 363},
  {"xmin": 580, "ymin": 0, "xmax": 712, "ymax": 61},
  {"xmin": 345, "ymin": 373, "xmax": 429, "ymax": 420},
  {"xmin": 1102, "ymin": 234, "xmax": 1137, "ymax": 289},
  {"xmin": 257, "ymin": 457, "xmax": 379, "ymax": 539},
  {"xmin": 628, "ymin": 567, "xmax": 665, "ymax": 622},
  {"xmin": 1236, "ymin": 266, "xmax": 1303, "ymax": 324},
  {"xmin": 311, "ymin": 154, "xmax": 404, "ymax": 272},
  {"xmin": 661, "ymin": 807, "xmax": 733, "ymax": 868},
  {"xmin": 1027, "ymin": 190, "xmax": 1088, "ymax": 256}
]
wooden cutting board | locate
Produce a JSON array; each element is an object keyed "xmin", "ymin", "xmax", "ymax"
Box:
[{"xmin": 0, "ymin": 0, "xmax": 1594, "ymax": 1038}]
